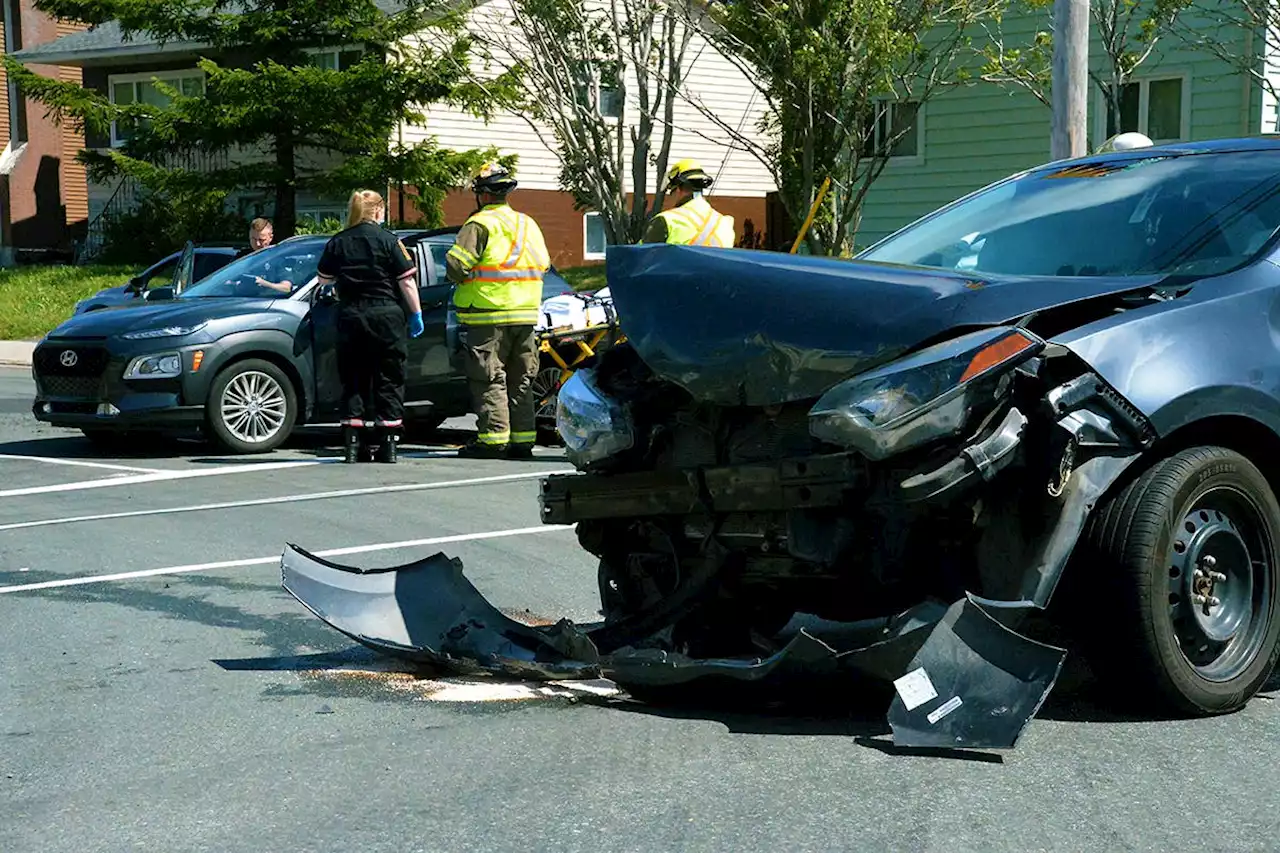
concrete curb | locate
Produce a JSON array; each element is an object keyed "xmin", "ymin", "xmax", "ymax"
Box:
[{"xmin": 0, "ymin": 341, "xmax": 36, "ymax": 367}]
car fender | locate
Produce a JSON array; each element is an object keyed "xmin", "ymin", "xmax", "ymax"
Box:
[
  {"xmin": 1052, "ymin": 269, "xmax": 1280, "ymax": 440},
  {"xmin": 189, "ymin": 328, "xmax": 315, "ymax": 418}
]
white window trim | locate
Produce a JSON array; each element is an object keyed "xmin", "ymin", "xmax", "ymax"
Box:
[
  {"xmin": 583, "ymin": 212, "xmax": 607, "ymax": 260},
  {"xmin": 1092, "ymin": 72, "xmax": 1192, "ymax": 147},
  {"xmin": 108, "ymin": 69, "xmax": 205, "ymax": 148},
  {"xmin": 869, "ymin": 98, "xmax": 925, "ymax": 167}
]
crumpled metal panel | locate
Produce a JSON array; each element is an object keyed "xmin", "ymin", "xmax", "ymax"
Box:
[
  {"xmin": 281, "ymin": 545, "xmax": 601, "ymax": 681},
  {"xmin": 886, "ymin": 595, "xmax": 1067, "ymax": 750},
  {"xmin": 603, "ymin": 244, "xmax": 1165, "ymax": 407}
]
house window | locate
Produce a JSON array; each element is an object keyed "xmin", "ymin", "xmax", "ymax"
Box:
[
  {"xmin": 1099, "ymin": 76, "xmax": 1188, "ymax": 144},
  {"xmin": 4, "ymin": 0, "xmax": 26, "ymax": 144},
  {"xmin": 584, "ymin": 212, "xmax": 608, "ymax": 260},
  {"xmin": 109, "ymin": 71, "xmax": 205, "ymax": 147},
  {"xmin": 575, "ymin": 61, "xmax": 621, "ymax": 119},
  {"xmin": 863, "ymin": 100, "xmax": 920, "ymax": 160},
  {"xmin": 305, "ymin": 45, "xmax": 365, "ymax": 71}
]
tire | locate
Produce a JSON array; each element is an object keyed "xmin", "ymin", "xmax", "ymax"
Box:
[
  {"xmin": 1080, "ymin": 446, "xmax": 1280, "ymax": 715},
  {"xmin": 205, "ymin": 358, "xmax": 297, "ymax": 454},
  {"xmin": 531, "ymin": 359, "xmax": 565, "ymax": 446}
]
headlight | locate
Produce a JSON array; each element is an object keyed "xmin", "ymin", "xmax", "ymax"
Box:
[
  {"xmin": 122, "ymin": 322, "xmax": 206, "ymax": 340},
  {"xmin": 124, "ymin": 352, "xmax": 183, "ymax": 379},
  {"xmin": 556, "ymin": 369, "xmax": 634, "ymax": 468},
  {"xmin": 808, "ymin": 327, "xmax": 1042, "ymax": 460}
]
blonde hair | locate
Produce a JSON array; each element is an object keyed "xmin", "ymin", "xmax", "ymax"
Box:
[
  {"xmin": 249, "ymin": 217, "xmax": 272, "ymax": 234},
  {"xmin": 346, "ymin": 189, "xmax": 385, "ymax": 229}
]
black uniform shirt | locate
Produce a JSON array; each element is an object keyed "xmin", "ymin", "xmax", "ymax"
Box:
[{"xmin": 316, "ymin": 221, "xmax": 416, "ymax": 303}]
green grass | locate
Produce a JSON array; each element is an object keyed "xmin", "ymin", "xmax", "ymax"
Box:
[
  {"xmin": 558, "ymin": 264, "xmax": 608, "ymax": 292},
  {"xmin": 0, "ymin": 264, "xmax": 136, "ymax": 340}
]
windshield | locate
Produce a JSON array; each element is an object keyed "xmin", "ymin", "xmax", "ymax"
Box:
[
  {"xmin": 179, "ymin": 240, "xmax": 324, "ymax": 299},
  {"xmin": 859, "ymin": 151, "xmax": 1280, "ymax": 278}
]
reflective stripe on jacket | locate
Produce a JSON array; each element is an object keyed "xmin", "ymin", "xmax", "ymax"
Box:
[
  {"xmin": 655, "ymin": 197, "xmax": 736, "ymax": 247},
  {"xmin": 449, "ymin": 204, "xmax": 549, "ymax": 325}
]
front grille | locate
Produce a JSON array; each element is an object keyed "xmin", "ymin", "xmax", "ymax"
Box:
[
  {"xmin": 35, "ymin": 344, "xmax": 110, "ymax": 377},
  {"xmin": 41, "ymin": 375, "xmax": 103, "ymax": 399}
]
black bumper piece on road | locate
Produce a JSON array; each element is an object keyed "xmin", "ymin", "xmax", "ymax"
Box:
[{"xmin": 281, "ymin": 544, "xmax": 1066, "ymax": 751}]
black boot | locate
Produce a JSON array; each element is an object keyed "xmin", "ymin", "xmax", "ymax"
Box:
[
  {"xmin": 375, "ymin": 428, "xmax": 399, "ymax": 463},
  {"xmin": 358, "ymin": 427, "xmax": 377, "ymax": 463},
  {"xmin": 342, "ymin": 426, "xmax": 362, "ymax": 464}
]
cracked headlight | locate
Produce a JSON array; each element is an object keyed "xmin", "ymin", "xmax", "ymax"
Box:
[
  {"xmin": 556, "ymin": 369, "xmax": 634, "ymax": 468},
  {"xmin": 124, "ymin": 352, "xmax": 183, "ymax": 379},
  {"xmin": 122, "ymin": 322, "xmax": 206, "ymax": 340},
  {"xmin": 808, "ymin": 327, "xmax": 1042, "ymax": 461}
]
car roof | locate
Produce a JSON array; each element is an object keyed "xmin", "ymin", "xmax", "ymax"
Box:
[{"xmin": 1034, "ymin": 135, "xmax": 1280, "ymax": 174}]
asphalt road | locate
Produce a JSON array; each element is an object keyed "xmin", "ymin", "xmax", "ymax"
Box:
[{"xmin": 3, "ymin": 365, "xmax": 1280, "ymax": 853}]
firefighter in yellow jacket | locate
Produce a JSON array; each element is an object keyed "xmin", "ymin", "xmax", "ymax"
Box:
[
  {"xmin": 446, "ymin": 162, "xmax": 550, "ymax": 460},
  {"xmin": 642, "ymin": 158, "xmax": 736, "ymax": 247}
]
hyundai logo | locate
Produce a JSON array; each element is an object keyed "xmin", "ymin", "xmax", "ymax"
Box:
[{"xmin": 59, "ymin": 350, "xmax": 78, "ymax": 368}]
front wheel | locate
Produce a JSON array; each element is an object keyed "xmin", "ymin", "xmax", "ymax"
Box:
[
  {"xmin": 1081, "ymin": 446, "xmax": 1280, "ymax": 715},
  {"xmin": 205, "ymin": 358, "xmax": 297, "ymax": 454}
]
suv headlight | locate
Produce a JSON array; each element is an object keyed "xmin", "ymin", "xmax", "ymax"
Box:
[
  {"xmin": 556, "ymin": 369, "xmax": 634, "ymax": 468},
  {"xmin": 124, "ymin": 352, "xmax": 183, "ymax": 379},
  {"xmin": 122, "ymin": 322, "xmax": 206, "ymax": 340},
  {"xmin": 808, "ymin": 327, "xmax": 1042, "ymax": 460}
]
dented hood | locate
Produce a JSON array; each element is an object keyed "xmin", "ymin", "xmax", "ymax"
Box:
[{"xmin": 605, "ymin": 245, "xmax": 1170, "ymax": 406}]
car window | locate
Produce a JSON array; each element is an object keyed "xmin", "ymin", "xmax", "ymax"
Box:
[
  {"xmin": 180, "ymin": 241, "xmax": 324, "ymax": 299},
  {"xmin": 859, "ymin": 150, "xmax": 1280, "ymax": 278},
  {"xmin": 429, "ymin": 243, "xmax": 450, "ymax": 283},
  {"xmin": 193, "ymin": 252, "xmax": 233, "ymax": 282},
  {"xmin": 141, "ymin": 258, "xmax": 178, "ymax": 287}
]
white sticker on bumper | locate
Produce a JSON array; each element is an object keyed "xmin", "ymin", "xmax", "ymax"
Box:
[{"xmin": 893, "ymin": 667, "xmax": 939, "ymax": 711}]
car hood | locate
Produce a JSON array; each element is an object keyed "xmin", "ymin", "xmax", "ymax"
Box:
[
  {"xmin": 50, "ymin": 297, "xmax": 281, "ymax": 338},
  {"xmin": 605, "ymin": 245, "xmax": 1171, "ymax": 406}
]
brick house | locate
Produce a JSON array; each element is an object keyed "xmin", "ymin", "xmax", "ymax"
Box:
[
  {"xmin": 10, "ymin": 1, "xmax": 778, "ymax": 267},
  {"xmin": 0, "ymin": 0, "xmax": 90, "ymax": 264}
]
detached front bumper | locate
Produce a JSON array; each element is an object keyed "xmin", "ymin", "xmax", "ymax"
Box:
[{"xmin": 280, "ymin": 544, "xmax": 1066, "ymax": 751}]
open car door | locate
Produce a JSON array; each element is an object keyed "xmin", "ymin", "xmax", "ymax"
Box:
[{"xmin": 171, "ymin": 241, "xmax": 196, "ymax": 296}]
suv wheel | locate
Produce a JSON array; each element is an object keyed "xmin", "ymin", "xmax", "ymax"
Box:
[
  {"xmin": 206, "ymin": 358, "xmax": 297, "ymax": 454},
  {"xmin": 1079, "ymin": 446, "xmax": 1280, "ymax": 715},
  {"xmin": 531, "ymin": 360, "xmax": 564, "ymax": 446}
]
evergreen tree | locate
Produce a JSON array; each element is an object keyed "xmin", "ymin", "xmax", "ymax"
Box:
[{"xmin": 5, "ymin": 0, "xmax": 501, "ymax": 238}]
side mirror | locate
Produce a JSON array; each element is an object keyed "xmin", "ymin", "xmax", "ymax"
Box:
[
  {"xmin": 146, "ymin": 285, "xmax": 175, "ymax": 301},
  {"xmin": 125, "ymin": 276, "xmax": 145, "ymax": 293}
]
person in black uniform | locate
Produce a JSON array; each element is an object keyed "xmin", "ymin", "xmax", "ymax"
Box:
[{"xmin": 315, "ymin": 189, "xmax": 424, "ymax": 464}]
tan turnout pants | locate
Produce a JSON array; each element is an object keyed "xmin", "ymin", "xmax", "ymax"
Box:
[{"xmin": 461, "ymin": 323, "xmax": 539, "ymax": 447}]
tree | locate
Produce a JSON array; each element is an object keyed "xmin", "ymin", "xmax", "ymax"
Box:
[
  {"xmin": 679, "ymin": 0, "xmax": 1001, "ymax": 256},
  {"xmin": 1173, "ymin": 0, "xmax": 1278, "ymax": 109},
  {"xmin": 440, "ymin": 0, "xmax": 694, "ymax": 245},
  {"xmin": 1091, "ymin": 0, "xmax": 1191, "ymax": 139},
  {"xmin": 977, "ymin": 0, "xmax": 1191, "ymax": 140},
  {"xmin": 5, "ymin": 0, "xmax": 498, "ymax": 238}
]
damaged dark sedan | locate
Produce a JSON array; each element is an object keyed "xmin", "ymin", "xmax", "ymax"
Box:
[{"xmin": 284, "ymin": 138, "xmax": 1280, "ymax": 748}]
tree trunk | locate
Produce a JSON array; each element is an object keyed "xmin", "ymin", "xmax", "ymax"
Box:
[{"xmin": 274, "ymin": 132, "xmax": 297, "ymax": 239}]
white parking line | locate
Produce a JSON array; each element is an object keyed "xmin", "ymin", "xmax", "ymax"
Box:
[
  {"xmin": 0, "ymin": 469, "xmax": 571, "ymax": 532},
  {"xmin": 0, "ymin": 524, "xmax": 575, "ymax": 594},
  {"xmin": 0, "ymin": 458, "xmax": 323, "ymax": 498},
  {"xmin": 0, "ymin": 453, "xmax": 162, "ymax": 474}
]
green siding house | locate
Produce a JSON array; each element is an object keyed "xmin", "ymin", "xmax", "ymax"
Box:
[{"xmin": 854, "ymin": 11, "xmax": 1269, "ymax": 250}]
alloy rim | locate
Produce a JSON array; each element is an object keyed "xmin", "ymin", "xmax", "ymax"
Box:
[
  {"xmin": 220, "ymin": 370, "xmax": 287, "ymax": 444},
  {"xmin": 532, "ymin": 366, "xmax": 563, "ymax": 428}
]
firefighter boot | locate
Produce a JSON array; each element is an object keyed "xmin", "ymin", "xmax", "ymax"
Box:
[
  {"xmin": 375, "ymin": 427, "xmax": 399, "ymax": 464},
  {"xmin": 342, "ymin": 426, "xmax": 362, "ymax": 464}
]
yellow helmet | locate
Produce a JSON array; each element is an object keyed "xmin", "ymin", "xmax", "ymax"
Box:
[
  {"xmin": 666, "ymin": 158, "xmax": 713, "ymax": 192},
  {"xmin": 471, "ymin": 161, "xmax": 517, "ymax": 194}
]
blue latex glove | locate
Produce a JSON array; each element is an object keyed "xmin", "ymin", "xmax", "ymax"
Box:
[{"xmin": 408, "ymin": 311, "xmax": 424, "ymax": 338}]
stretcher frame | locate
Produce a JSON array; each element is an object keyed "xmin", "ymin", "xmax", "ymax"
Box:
[{"xmin": 537, "ymin": 294, "xmax": 625, "ymax": 393}]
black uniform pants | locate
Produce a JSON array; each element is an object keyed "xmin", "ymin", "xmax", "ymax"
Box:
[{"xmin": 336, "ymin": 299, "xmax": 408, "ymax": 427}]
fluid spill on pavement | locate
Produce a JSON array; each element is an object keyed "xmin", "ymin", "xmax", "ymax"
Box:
[{"xmin": 294, "ymin": 606, "xmax": 623, "ymax": 705}]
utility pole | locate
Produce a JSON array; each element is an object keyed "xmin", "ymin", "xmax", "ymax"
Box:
[{"xmin": 1050, "ymin": 0, "xmax": 1089, "ymax": 160}]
